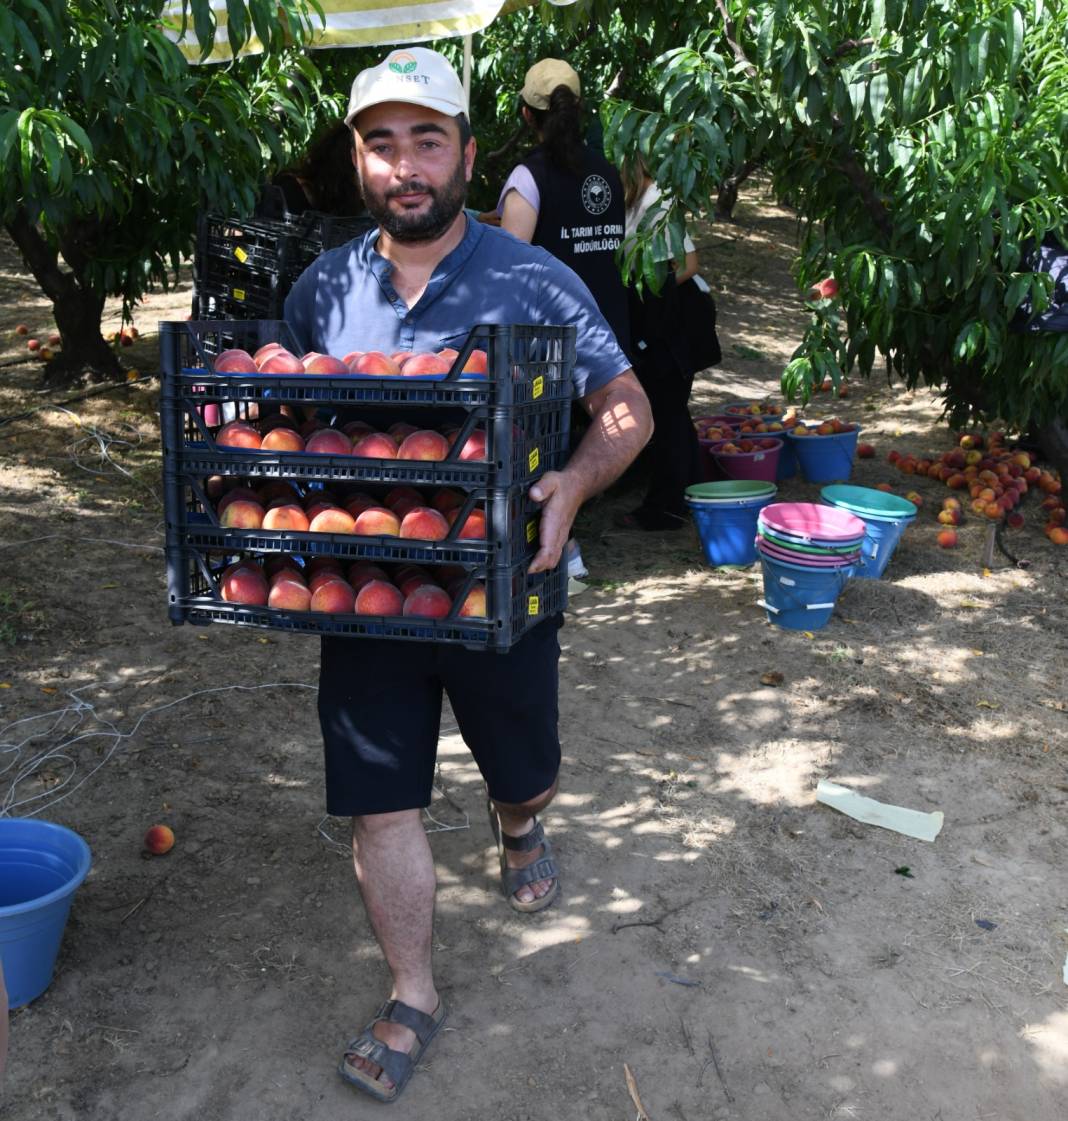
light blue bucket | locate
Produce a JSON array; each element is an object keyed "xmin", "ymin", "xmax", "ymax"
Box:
[
  {"xmin": 852, "ymin": 515, "xmax": 914, "ymax": 579},
  {"xmin": 0, "ymin": 819, "xmax": 92, "ymax": 1008},
  {"xmin": 820, "ymin": 486, "xmax": 916, "ymax": 579}
]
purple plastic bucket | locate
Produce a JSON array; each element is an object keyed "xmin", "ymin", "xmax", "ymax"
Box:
[{"xmin": 706, "ymin": 438, "xmax": 783, "ymax": 483}]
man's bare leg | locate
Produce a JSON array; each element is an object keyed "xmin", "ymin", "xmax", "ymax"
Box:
[
  {"xmin": 345, "ymin": 808, "xmax": 439, "ymax": 1090},
  {"xmin": 491, "ymin": 779, "xmax": 558, "ymax": 905}
]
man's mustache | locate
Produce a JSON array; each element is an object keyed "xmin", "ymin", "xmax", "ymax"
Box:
[{"xmin": 387, "ymin": 181, "xmax": 434, "ymax": 199}]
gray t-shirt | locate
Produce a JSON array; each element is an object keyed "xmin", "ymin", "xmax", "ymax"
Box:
[{"xmin": 283, "ymin": 217, "xmax": 630, "ymax": 399}]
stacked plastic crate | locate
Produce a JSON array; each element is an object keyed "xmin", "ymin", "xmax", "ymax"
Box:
[
  {"xmin": 192, "ymin": 211, "xmax": 375, "ymax": 321},
  {"xmin": 160, "ymin": 320, "xmax": 575, "ymax": 650}
]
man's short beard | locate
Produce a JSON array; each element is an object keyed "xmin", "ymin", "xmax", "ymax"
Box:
[{"xmin": 361, "ymin": 157, "xmax": 468, "ymax": 243}]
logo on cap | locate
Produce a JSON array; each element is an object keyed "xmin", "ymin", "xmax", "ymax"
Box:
[{"xmin": 388, "ymin": 52, "xmax": 418, "ymax": 75}]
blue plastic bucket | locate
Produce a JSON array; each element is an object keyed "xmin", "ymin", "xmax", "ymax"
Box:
[
  {"xmin": 687, "ymin": 492, "xmax": 776, "ymax": 566},
  {"xmin": 785, "ymin": 426, "xmax": 860, "ymax": 483},
  {"xmin": 759, "ymin": 554, "xmax": 851, "ymax": 629},
  {"xmin": 0, "ymin": 819, "xmax": 92, "ymax": 1008},
  {"xmin": 852, "ymin": 514, "xmax": 914, "ymax": 579},
  {"xmin": 820, "ymin": 486, "xmax": 916, "ymax": 579},
  {"xmin": 776, "ymin": 438, "xmax": 798, "ymax": 480}
]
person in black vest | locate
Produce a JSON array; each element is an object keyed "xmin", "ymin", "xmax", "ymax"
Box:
[{"xmin": 497, "ymin": 58, "xmax": 631, "ymax": 577}]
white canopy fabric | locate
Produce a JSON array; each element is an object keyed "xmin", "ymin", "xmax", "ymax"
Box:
[{"xmin": 162, "ymin": 0, "xmax": 575, "ymax": 64}]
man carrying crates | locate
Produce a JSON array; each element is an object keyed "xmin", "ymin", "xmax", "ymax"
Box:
[{"xmin": 283, "ymin": 47, "xmax": 652, "ymax": 1103}]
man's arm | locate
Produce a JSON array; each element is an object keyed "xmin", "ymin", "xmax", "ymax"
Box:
[{"xmin": 527, "ymin": 370, "xmax": 653, "ymax": 573}]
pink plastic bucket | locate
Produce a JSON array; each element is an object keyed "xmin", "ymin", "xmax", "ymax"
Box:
[
  {"xmin": 758, "ymin": 501, "xmax": 867, "ymax": 543},
  {"xmin": 706, "ymin": 438, "xmax": 783, "ymax": 483}
]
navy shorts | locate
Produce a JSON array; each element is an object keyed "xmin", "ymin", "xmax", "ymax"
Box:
[{"xmin": 317, "ymin": 616, "xmax": 563, "ymax": 816}]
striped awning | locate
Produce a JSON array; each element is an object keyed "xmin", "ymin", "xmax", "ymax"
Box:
[{"xmin": 162, "ymin": 1, "xmax": 574, "ymax": 64}]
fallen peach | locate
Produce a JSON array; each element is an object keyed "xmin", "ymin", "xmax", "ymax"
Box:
[{"xmin": 143, "ymin": 824, "xmax": 175, "ymax": 855}]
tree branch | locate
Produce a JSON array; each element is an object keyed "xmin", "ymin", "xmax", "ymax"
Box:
[
  {"xmin": 829, "ymin": 118, "xmax": 894, "ymax": 241},
  {"xmin": 714, "ymin": 0, "xmax": 758, "ymax": 78},
  {"xmin": 832, "ymin": 37, "xmax": 876, "ymax": 59}
]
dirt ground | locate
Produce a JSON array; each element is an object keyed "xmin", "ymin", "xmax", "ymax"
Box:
[{"xmin": 1, "ymin": 186, "xmax": 1067, "ymax": 1121}]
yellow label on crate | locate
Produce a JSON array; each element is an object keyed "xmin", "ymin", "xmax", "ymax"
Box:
[
  {"xmin": 532, "ymin": 375, "xmax": 544, "ymax": 399},
  {"xmin": 528, "ymin": 594, "xmax": 540, "ymax": 616},
  {"xmin": 525, "ymin": 519, "xmax": 537, "ymax": 543},
  {"xmin": 233, "ymin": 247, "xmax": 248, "ymax": 263},
  {"xmin": 233, "ymin": 288, "xmax": 246, "ymax": 301},
  {"xmin": 528, "ymin": 446, "xmax": 540, "ymax": 473}
]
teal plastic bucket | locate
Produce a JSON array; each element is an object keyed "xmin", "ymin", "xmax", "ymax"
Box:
[
  {"xmin": 686, "ymin": 487, "xmax": 776, "ymax": 566},
  {"xmin": 759, "ymin": 554, "xmax": 851, "ymax": 629},
  {"xmin": 0, "ymin": 819, "xmax": 92, "ymax": 1008},
  {"xmin": 820, "ymin": 485, "xmax": 916, "ymax": 579},
  {"xmin": 785, "ymin": 426, "xmax": 860, "ymax": 483}
]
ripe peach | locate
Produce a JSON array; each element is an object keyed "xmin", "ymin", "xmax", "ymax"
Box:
[
  {"xmin": 1006, "ymin": 511, "xmax": 1025, "ymax": 529},
  {"xmin": 342, "ymin": 420, "xmax": 376, "ymax": 440},
  {"xmin": 387, "ymin": 422, "xmax": 419, "ymax": 444},
  {"xmin": 457, "ymin": 582, "xmax": 487, "ymax": 617},
  {"xmin": 260, "ymin": 427, "xmax": 306, "ymax": 452},
  {"xmin": 353, "ymin": 351, "xmax": 401, "ymax": 376},
  {"xmin": 456, "ymin": 429, "xmax": 488, "ymax": 462},
  {"xmin": 875, "ymin": 483, "xmax": 894, "ymax": 493},
  {"xmin": 401, "ymin": 352, "xmax": 451, "ymax": 376},
  {"xmin": 937, "ymin": 509, "xmax": 961, "ymax": 526},
  {"xmin": 942, "ymin": 496, "xmax": 962, "ymax": 510},
  {"xmin": 353, "ymin": 507, "xmax": 401, "ymax": 536},
  {"xmin": 253, "ymin": 342, "xmax": 286, "ymax": 365},
  {"xmin": 857, "ymin": 443, "xmax": 875, "ymax": 459},
  {"xmin": 352, "ymin": 432, "xmax": 400, "ymax": 459},
  {"xmin": 983, "ymin": 502, "xmax": 1003, "ymax": 520},
  {"xmin": 14, "ymin": 324, "xmax": 28, "ymax": 336},
  {"xmin": 213, "ymin": 348, "xmax": 258, "ymax": 373},
  {"xmin": 305, "ymin": 501, "xmax": 340, "ymax": 523},
  {"xmin": 402, "ymin": 584, "xmax": 452, "ymax": 618},
  {"xmin": 1048, "ymin": 526, "xmax": 1068, "ymax": 544},
  {"xmin": 220, "ymin": 499, "xmax": 266, "ymax": 529},
  {"xmin": 904, "ymin": 491, "xmax": 923, "ymax": 507},
  {"xmin": 887, "ymin": 449, "xmax": 901, "ymax": 464},
  {"xmin": 447, "ymin": 507, "xmax": 487, "ymax": 539},
  {"xmin": 347, "ymin": 562, "xmax": 389, "ymax": 590},
  {"xmin": 392, "ymin": 497, "xmax": 420, "ymax": 519},
  {"xmin": 355, "ymin": 580, "xmax": 405, "ymax": 616},
  {"xmin": 391, "ymin": 351, "xmax": 413, "ymax": 365},
  {"xmin": 936, "ymin": 529, "xmax": 958, "ymax": 549},
  {"xmin": 143, "ymin": 824, "xmax": 175, "ymax": 855},
  {"xmin": 344, "ymin": 494, "xmax": 377, "ymax": 518},
  {"xmin": 258, "ymin": 350, "xmax": 305, "ymax": 374},
  {"xmin": 431, "ymin": 488, "xmax": 464, "ymax": 513},
  {"xmin": 1048, "ymin": 507, "xmax": 1066, "ymax": 526},
  {"xmin": 217, "ymin": 487, "xmax": 261, "ymax": 514},
  {"xmin": 342, "ymin": 351, "xmax": 365, "ymax": 370},
  {"xmin": 263, "ymin": 503, "xmax": 311, "ymax": 531},
  {"xmin": 309, "ymin": 507, "xmax": 357, "ymax": 534},
  {"xmin": 384, "ymin": 485, "xmax": 423, "ymax": 509},
  {"xmin": 268, "ymin": 577, "xmax": 312, "ymax": 611},
  {"xmin": 304, "ymin": 428, "xmax": 351, "ymax": 456},
  {"xmin": 437, "ymin": 348, "xmax": 460, "ymax": 362},
  {"xmin": 216, "ymin": 421, "xmax": 262, "ymax": 449},
  {"xmin": 459, "ymin": 348, "xmax": 488, "ymax": 374},
  {"xmin": 310, "ymin": 578, "xmax": 355, "ymax": 614},
  {"xmin": 308, "ymin": 569, "xmax": 344, "ymax": 594},
  {"xmin": 397, "ymin": 571, "xmax": 433, "ymax": 598},
  {"xmin": 946, "ymin": 474, "xmax": 968, "ymax": 490},
  {"xmin": 398, "ymin": 430, "xmax": 450, "ymax": 461},
  {"xmin": 300, "ymin": 416, "xmax": 326, "ymax": 439},
  {"xmin": 220, "ymin": 560, "xmax": 268, "ymax": 604},
  {"xmin": 399, "ymin": 507, "xmax": 450, "ymax": 541},
  {"xmin": 303, "ymin": 354, "xmax": 350, "ymax": 375}
]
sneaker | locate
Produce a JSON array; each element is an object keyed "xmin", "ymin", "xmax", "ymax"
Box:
[{"xmin": 566, "ymin": 539, "xmax": 589, "ymax": 580}]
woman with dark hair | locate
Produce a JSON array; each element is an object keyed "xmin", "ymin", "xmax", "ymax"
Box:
[
  {"xmin": 265, "ymin": 121, "xmax": 366, "ymax": 217},
  {"xmin": 498, "ymin": 59, "xmax": 631, "ymax": 574}
]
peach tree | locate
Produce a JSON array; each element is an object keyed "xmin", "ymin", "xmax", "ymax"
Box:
[
  {"xmin": 598, "ymin": 0, "xmax": 1068, "ymax": 433},
  {"xmin": 0, "ymin": 1, "xmax": 332, "ymax": 384}
]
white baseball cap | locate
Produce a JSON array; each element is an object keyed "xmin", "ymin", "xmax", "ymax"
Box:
[{"xmin": 345, "ymin": 48, "xmax": 468, "ymax": 127}]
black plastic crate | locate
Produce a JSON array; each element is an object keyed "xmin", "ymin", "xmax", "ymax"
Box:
[
  {"xmin": 166, "ymin": 548, "xmax": 566, "ymax": 651},
  {"xmin": 193, "ymin": 212, "xmax": 374, "ymax": 323},
  {"xmin": 165, "ymin": 473, "xmax": 544, "ymax": 568},
  {"xmin": 162, "ymin": 396, "xmax": 570, "ymax": 489},
  {"xmin": 159, "ymin": 320, "xmax": 577, "ymax": 408}
]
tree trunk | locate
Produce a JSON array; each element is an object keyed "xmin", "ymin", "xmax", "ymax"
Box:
[
  {"xmin": 4, "ymin": 211, "xmax": 122, "ymax": 387},
  {"xmin": 1037, "ymin": 417, "xmax": 1068, "ymax": 479},
  {"xmin": 715, "ymin": 161, "xmax": 758, "ymax": 221}
]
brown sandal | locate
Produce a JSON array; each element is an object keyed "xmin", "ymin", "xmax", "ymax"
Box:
[{"xmin": 487, "ymin": 800, "xmax": 560, "ymax": 913}]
